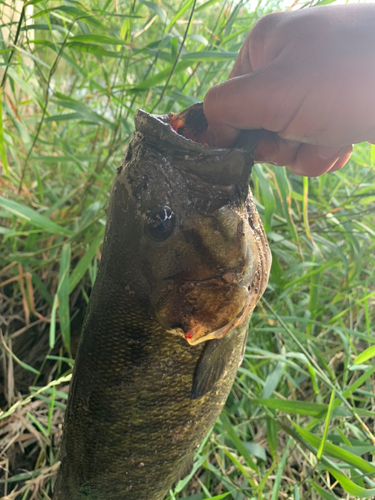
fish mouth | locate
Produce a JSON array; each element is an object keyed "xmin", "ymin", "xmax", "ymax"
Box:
[
  {"xmin": 165, "ymin": 104, "xmax": 208, "ymax": 145},
  {"xmin": 135, "ymin": 105, "xmax": 253, "ymax": 186},
  {"xmin": 166, "ymin": 288, "xmax": 253, "ymax": 346}
]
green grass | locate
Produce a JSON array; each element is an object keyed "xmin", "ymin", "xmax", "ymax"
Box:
[{"xmin": 0, "ymin": 0, "xmax": 375, "ymax": 498}]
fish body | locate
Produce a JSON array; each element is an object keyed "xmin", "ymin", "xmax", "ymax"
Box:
[{"xmin": 53, "ymin": 105, "xmax": 271, "ymax": 500}]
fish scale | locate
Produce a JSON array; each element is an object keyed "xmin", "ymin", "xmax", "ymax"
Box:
[{"xmin": 53, "ymin": 103, "xmax": 271, "ymax": 500}]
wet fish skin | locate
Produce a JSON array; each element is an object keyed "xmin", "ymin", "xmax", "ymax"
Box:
[{"xmin": 53, "ymin": 105, "xmax": 271, "ymax": 500}]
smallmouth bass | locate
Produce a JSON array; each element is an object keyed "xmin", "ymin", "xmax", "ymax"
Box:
[{"xmin": 53, "ymin": 103, "xmax": 271, "ymax": 500}]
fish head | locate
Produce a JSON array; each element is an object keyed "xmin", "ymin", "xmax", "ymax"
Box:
[{"xmin": 108, "ymin": 104, "xmax": 270, "ymax": 345}]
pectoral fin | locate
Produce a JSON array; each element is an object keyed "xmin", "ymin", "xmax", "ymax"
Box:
[{"xmin": 191, "ymin": 331, "xmax": 238, "ymax": 400}]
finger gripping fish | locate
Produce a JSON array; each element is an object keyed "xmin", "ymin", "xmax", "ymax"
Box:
[{"xmin": 53, "ymin": 103, "xmax": 271, "ymax": 500}]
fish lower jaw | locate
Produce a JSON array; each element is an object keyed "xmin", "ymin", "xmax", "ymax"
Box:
[
  {"xmin": 185, "ymin": 312, "xmax": 247, "ymax": 346},
  {"xmin": 166, "ymin": 325, "xmax": 227, "ymax": 345}
]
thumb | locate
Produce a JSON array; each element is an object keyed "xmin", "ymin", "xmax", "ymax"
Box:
[
  {"xmin": 203, "ymin": 58, "xmax": 292, "ymax": 147},
  {"xmin": 287, "ymin": 144, "xmax": 353, "ymax": 177}
]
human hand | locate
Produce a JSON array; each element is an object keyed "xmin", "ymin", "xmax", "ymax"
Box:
[{"xmin": 203, "ymin": 4, "xmax": 375, "ymax": 176}]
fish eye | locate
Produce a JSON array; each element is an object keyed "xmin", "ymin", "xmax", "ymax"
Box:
[{"xmin": 146, "ymin": 206, "xmax": 175, "ymax": 241}]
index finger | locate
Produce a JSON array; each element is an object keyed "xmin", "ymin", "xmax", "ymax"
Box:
[{"xmin": 203, "ymin": 56, "xmax": 294, "ymax": 147}]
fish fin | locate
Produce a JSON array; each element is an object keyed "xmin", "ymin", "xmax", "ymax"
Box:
[{"xmin": 191, "ymin": 333, "xmax": 237, "ymax": 400}]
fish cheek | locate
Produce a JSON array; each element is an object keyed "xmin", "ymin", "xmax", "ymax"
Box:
[{"xmin": 180, "ymin": 209, "xmax": 250, "ymax": 281}]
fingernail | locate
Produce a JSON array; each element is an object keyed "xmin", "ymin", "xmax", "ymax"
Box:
[
  {"xmin": 317, "ymin": 146, "xmax": 344, "ymax": 160},
  {"xmin": 328, "ymin": 152, "xmax": 351, "ymax": 173}
]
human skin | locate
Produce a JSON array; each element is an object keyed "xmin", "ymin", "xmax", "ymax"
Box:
[{"xmin": 203, "ymin": 4, "xmax": 375, "ymax": 176}]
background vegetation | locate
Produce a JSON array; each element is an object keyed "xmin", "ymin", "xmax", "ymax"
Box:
[{"xmin": 0, "ymin": 0, "xmax": 375, "ymax": 498}]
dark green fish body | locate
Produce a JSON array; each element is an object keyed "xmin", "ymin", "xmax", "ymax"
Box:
[{"xmin": 53, "ymin": 105, "xmax": 271, "ymax": 500}]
